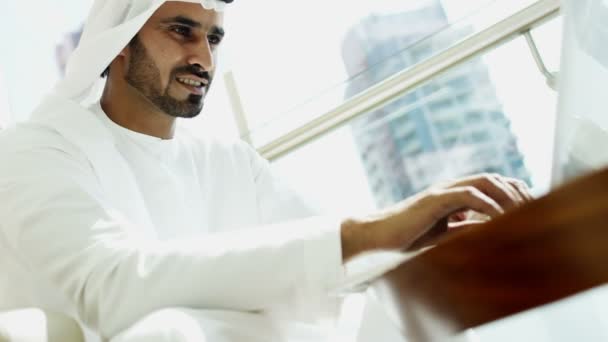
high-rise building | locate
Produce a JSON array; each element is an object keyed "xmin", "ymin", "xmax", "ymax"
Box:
[{"xmin": 342, "ymin": 1, "xmax": 529, "ymax": 207}]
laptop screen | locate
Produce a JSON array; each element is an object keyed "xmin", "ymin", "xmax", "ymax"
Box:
[{"xmin": 551, "ymin": 0, "xmax": 608, "ymax": 187}]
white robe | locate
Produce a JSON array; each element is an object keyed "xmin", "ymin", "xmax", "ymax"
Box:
[{"xmin": 0, "ymin": 96, "xmax": 346, "ymax": 341}]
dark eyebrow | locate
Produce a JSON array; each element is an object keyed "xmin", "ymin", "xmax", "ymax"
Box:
[
  {"xmin": 210, "ymin": 26, "xmax": 225, "ymax": 37},
  {"xmin": 161, "ymin": 16, "xmax": 202, "ymax": 28},
  {"xmin": 161, "ymin": 16, "xmax": 225, "ymax": 37}
]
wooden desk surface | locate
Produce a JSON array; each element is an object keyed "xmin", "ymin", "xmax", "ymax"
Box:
[{"xmin": 373, "ymin": 167, "xmax": 608, "ymax": 341}]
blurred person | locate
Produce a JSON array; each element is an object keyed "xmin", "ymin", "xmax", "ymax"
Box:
[
  {"xmin": 0, "ymin": 1, "xmax": 531, "ymax": 341},
  {"xmin": 56, "ymin": 27, "xmax": 84, "ymax": 76}
]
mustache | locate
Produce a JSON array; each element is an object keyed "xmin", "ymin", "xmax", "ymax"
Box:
[{"xmin": 172, "ymin": 65, "xmax": 211, "ymax": 82}]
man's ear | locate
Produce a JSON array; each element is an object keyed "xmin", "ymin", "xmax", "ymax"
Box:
[
  {"xmin": 117, "ymin": 45, "xmax": 131, "ymax": 70},
  {"xmin": 118, "ymin": 46, "xmax": 129, "ymax": 57}
]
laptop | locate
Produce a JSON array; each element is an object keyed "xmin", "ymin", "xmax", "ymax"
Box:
[{"xmin": 551, "ymin": 0, "xmax": 608, "ymax": 187}]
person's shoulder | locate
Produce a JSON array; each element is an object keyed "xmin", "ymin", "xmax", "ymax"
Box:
[
  {"xmin": 0, "ymin": 122, "xmax": 89, "ymax": 174},
  {"xmin": 1, "ymin": 122, "xmax": 79, "ymax": 153}
]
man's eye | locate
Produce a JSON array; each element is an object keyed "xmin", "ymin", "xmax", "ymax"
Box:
[
  {"xmin": 171, "ymin": 26, "xmax": 192, "ymax": 37},
  {"xmin": 208, "ymin": 35, "xmax": 221, "ymax": 45}
]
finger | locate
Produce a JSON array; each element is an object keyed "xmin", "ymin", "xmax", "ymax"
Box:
[
  {"xmin": 437, "ymin": 186, "xmax": 505, "ymax": 219},
  {"xmin": 507, "ymin": 178, "xmax": 534, "ymax": 202},
  {"xmin": 448, "ymin": 219, "xmax": 487, "ymax": 230},
  {"xmin": 466, "ymin": 211, "xmax": 491, "ymax": 222},
  {"xmin": 489, "ymin": 173, "xmax": 525, "ymax": 208},
  {"xmin": 450, "ymin": 174, "xmax": 520, "ymax": 211},
  {"xmin": 497, "ymin": 175, "xmax": 524, "ymax": 199}
]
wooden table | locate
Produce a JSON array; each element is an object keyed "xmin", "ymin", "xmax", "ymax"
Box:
[{"xmin": 372, "ymin": 168, "xmax": 608, "ymax": 341}]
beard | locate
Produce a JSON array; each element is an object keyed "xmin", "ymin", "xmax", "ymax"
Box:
[{"xmin": 124, "ymin": 37, "xmax": 212, "ymax": 118}]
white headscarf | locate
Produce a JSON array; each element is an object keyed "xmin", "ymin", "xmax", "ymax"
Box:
[{"xmin": 36, "ymin": 0, "xmax": 227, "ymax": 110}]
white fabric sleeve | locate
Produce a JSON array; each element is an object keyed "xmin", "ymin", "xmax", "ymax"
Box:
[
  {"xmin": 0, "ymin": 147, "xmax": 344, "ymax": 339},
  {"xmin": 243, "ymin": 142, "xmax": 346, "ymax": 321}
]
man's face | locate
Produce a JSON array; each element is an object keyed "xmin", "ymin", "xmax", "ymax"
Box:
[{"xmin": 124, "ymin": 2, "xmax": 225, "ymax": 118}]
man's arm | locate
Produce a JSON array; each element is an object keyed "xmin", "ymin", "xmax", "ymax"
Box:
[
  {"xmin": 340, "ymin": 173, "xmax": 532, "ymax": 262},
  {"xmin": 0, "ymin": 147, "xmax": 344, "ymax": 338},
  {"xmin": 1, "ymin": 141, "xmax": 530, "ymax": 338},
  {"xmin": 245, "ymin": 140, "xmax": 531, "ymax": 265}
]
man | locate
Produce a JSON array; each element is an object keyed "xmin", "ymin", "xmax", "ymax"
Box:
[{"xmin": 0, "ymin": 1, "xmax": 531, "ymax": 341}]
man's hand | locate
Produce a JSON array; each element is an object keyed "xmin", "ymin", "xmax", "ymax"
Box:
[{"xmin": 341, "ymin": 173, "xmax": 532, "ymax": 262}]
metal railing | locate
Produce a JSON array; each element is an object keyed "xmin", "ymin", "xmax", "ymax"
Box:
[{"xmin": 256, "ymin": 0, "xmax": 560, "ymax": 161}]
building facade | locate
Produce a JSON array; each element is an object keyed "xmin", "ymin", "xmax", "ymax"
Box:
[{"xmin": 342, "ymin": 1, "xmax": 529, "ymax": 207}]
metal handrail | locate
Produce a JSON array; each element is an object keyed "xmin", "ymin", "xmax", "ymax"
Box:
[
  {"xmin": 523, "ymin": 30, "xmax": 559, "ymax": 90},
  {"xmin": 257, "ymin": 0, "xmax": 560, "ymax": 161}
]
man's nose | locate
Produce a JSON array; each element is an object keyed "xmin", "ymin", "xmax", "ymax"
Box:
[{"xmin": 187, "ymin": 40, "xmax": 214, "ymax": 71}]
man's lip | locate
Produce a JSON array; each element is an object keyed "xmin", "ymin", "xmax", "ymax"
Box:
[
  {"xmin": 176, "ymin": 80, "xmax": 205, "ymax": 95},
  {"xmin": 176, "ymin": 75, "xmax": 209, "ymax": 86}
]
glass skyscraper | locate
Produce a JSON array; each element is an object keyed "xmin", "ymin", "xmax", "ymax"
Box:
[{"xmin": 342, "ymin": 1, "xmax": 529, "ymax": 207}]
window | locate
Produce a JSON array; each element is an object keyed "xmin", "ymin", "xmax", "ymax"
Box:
[
  {"xmin": 0, "ymin": 1, "xmax": 93, "ymax": 121},
  {"xmin": 466, "ymin": 111, "xmax": 484, "ymax": 122},
  {"xmin": 228, "ymin": 0, "xmax": 543, "ymax": 147},
  {"xmin": 446, "ymin": 76, "xmax": 471, "ymax": 89},
  {"xmin": 271, "ymin": 9, "xmax": 561, "ymax": 211}
]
